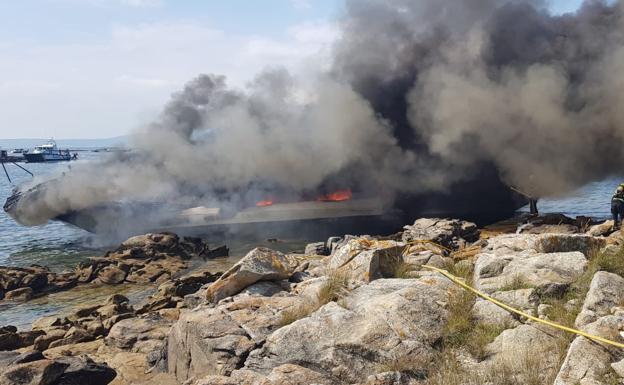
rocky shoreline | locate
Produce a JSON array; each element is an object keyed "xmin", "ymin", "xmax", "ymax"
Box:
[
  {"xmin": 0, "ymin": 233, "xmax": 228, "ymax": 302},
  {"xmin": 2, "ymin": 215, "xmax": 624, "ymax": 384}
]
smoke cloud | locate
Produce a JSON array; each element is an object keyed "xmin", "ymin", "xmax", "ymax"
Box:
[{"xmin": 8, "ymin": 0, "xmax": 624, "ymax": 230}]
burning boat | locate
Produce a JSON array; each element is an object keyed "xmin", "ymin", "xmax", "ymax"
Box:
[{"xmin": 3, "ymin": 165, "xmax": 527, "ymax": 238}]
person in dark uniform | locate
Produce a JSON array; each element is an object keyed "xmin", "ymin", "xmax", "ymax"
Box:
[{"xmin": 612, "ymin": 184, "xmax": 624, "ymax": 229}]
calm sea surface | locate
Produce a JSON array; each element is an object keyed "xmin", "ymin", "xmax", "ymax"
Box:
[{"xmin": 0, "ymin": 152, "xmax": 620, "ymax": 327}]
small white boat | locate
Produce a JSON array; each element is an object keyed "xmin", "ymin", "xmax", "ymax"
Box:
[
  {"xmin": 24, "ymin": 140, "xmax": 73, "ymax": 163},
  {"xmin": 8, "ymin": 149, "xmax": 26, "ymax": 160}
]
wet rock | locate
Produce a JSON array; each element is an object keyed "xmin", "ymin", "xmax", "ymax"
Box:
[
  {"xmin": 96, "ymin": 266, "xmax": 127, "ymax": 285},
  {"xmin": 16, "ymin": 330, "xmax": 45, "ymax": 348},
  {"xmin": 83, "ymin": 319, "xmax": 106, "ymax": 337},
  {"xmin": 71, "ymin": 304, "xmax": 100, "ymax": 320},
  {"xmin": 0, "ymin": 351, "xmax": 20, "ymax": 371},
  {"xmin": 138, "ymin": 269, "xmax": 221, "ymax": 314},
  {"xmin": 205, "ymin": 247, "xmax": 299, "ymax": 303},
  {"xmin": 96, "ymin": 302, "xmax": 134, "ymax": 319},
  {"xmin": 53, "ymin": 355, "xmax": 116, "ymax": 385},
  {"xmin": 20, "ymin": 273, "xmax": 48, "ymax": 291},
  {"xmin": 102, "ymin": 313, "xmax": 135, "ymax": 331},
  {"xmin": 4, "ymin": 287, "xmax": 33, "ymax": 301},
  {"xmin": 0, "ymin": 233, "xmax": 220, "ymax": 304},
  {"xmin": 0, "ymin": 351, "xmax": 44, "ymax": 372},
  {"xmin": 105, "ymin": 294, "xmax": 129, "ymax": 305},
  {"xmin": 31, "ymin": 316, "xmax": 63, "ymax": 331},
  {"xmin": 0, "ymin": 327, "xmax": 44, "ymax": 351},
  {"xmin": 0, "ymin": 332, "xmax": 19, "ymax": 352},
  {"xmin": 33, "ymin": 329, "xmax": 66, "ymax": 351},
  {"xmin": 76, "ymin": 263, "xmax": 95, "ymax": 283},
  {"xmin": 401, "ymin": 218, "xmax": 479, "ymax": 249},
  {"xmin": 0, "ymin": 359, "xmax": 69, "ymax": 385},
  {"xmin": 136, "ymin": 297, "xmax": 177, "ymax": 314},
  {"xmin": 48, "ymin": 327, "xmax": 93, "ymax": 349},
  {"xmin": 0, "ymin": 265, "xmax": 52, "ymax": 297}
]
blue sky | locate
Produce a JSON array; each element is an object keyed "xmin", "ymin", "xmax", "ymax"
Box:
[{"xmin": 0, "ymin": 0, "xmax": 587, "ymax": 138}]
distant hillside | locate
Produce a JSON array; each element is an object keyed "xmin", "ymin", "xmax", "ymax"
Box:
[{"xmin": 0, "ymin": 136, "xmax": 129, "ymax": 149}]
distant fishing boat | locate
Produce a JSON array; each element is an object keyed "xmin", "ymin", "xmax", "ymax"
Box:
[{"xmin": 23, "ymin": 139, "xmax": 76, "ymax": 163}]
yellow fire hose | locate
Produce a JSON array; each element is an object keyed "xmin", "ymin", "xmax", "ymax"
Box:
[{"xmin": 422, "ymin": 264, "xmax": 624, "ymax": 349}]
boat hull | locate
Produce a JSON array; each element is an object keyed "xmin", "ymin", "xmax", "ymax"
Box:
[
  {"xmin": 24, "ymin": 153, "xmax": 71, "ymax": 163},
  {"xmin": 3, "ymin": 163, "xmax": 528, "ymax": 238}
]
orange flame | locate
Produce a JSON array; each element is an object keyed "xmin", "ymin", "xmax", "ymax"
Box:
[
  {"xmin": 318, "ymin": 189, "xmax": 353, "ymax": 202},
  {"xmin": 256, "ymin": 199, "xmax": 274, "ymax": 207}
]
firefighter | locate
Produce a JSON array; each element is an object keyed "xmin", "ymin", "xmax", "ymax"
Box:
[{"xmin": 612, "ymin": 184, "xmax": 624, "ymax": 230}]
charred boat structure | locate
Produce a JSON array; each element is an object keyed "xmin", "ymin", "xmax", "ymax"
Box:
[{"xmin": 3, "ymin": 165, "xmax": 527, "ymax": 238}]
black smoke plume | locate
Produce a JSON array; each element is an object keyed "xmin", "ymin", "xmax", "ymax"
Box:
[{"xmin": 8, "ymin": 0, "xmax": 624, "ymax": 229}]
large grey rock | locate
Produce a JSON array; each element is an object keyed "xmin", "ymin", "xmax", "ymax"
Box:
[
  {"xmin": 576, "ymin": 271, "xmax": 624, "ymax": 328},
  {"xmin": 555, "ymin": 314, "xmax": 624, "ymax": 385},
  {"xmin": 401, "ymin": 218, "xmax": 479, "ymax": 249},
  {"xmin": 205, "ymin": 248, "xmax": 299, "ymax": 303},
  {"xmin": 472, "ymin": 299, "xmax": 517, "ymax": 326},
  {"xmin": 194, "ymin": 364, "xmax": 332, "ymax": 385},
  {"xmin": 106, "ymin": 313, "xmax": 171, "ymax": 351},
  {"xmin": 483, "ymin": 233, "xmax": 604, "ymax": 256},
  {"xmin": 537, "ymin": 234, "xmax": 606, "ymax": 254},
  {"xmin": 491, "ymin": 288, "xmax": 539, "ymax": 310},
  {"xmin": 487, "ymin": 323, "xmax": 562, "ymax": 363},
  {"xmin": 167, "ymin": 291, "xmax": 301, "ymax": 382},
  {"xmin": 4, "ymin": 287, "xmax": 34, "ymax": 301},
  {"xmin": 327, "ymin": 239, "xmax": 405, "ymax": 282},
  {"xmin": 555, "ymin": 336, "xmax": 612, "ymax": 385},
  {"xmin": 522, "ymin": 224, "xmax": 580, "ymax": 234},
  {"xmin": 474, "ymin": 250, "xmax": 587, "ymax": 293},
  {"xmin": 243, "ymin": 277, "xmax": 452, "ymax": 384}
]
